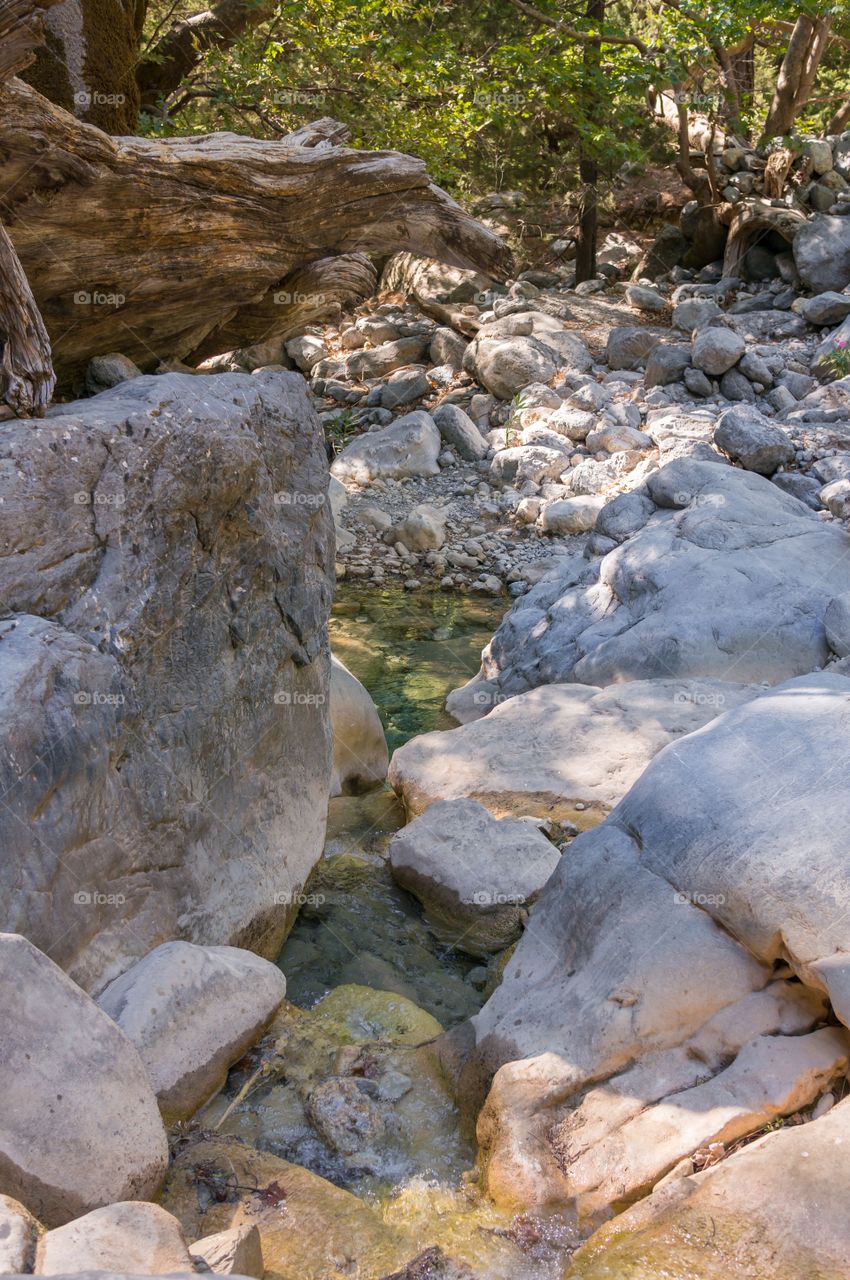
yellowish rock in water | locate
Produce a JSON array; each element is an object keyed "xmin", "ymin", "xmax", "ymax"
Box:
[
  {"xmin": 311, "ymin": 983, "xmax": 444, "ymax": 1046},
  {"xmin": 161, "ymin": 1136, "xmax": 414, "ymax": 1280}
]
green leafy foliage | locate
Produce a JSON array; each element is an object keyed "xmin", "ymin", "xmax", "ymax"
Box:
[{"xmin": 139, "ymin": 0, "xmax": 850, "ymax": 198}]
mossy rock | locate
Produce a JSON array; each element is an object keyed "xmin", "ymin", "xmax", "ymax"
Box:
[
  {"xmin": 311, "ymin": 983, "xmax": 444, "ymax": 1046},
  {"xmin": 162, "ymin": 1136, "xmax": 413, "ymax": 1280}
]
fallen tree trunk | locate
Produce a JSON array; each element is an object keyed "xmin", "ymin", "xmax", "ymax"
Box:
[
  {"xmin": 193, "ymin": 252, "xmax": 379, "ymax": 365},
  {"xmin": 0, "ymin": 78, "xmax": 512, "ymax": 387},
  {"xmin": 1, "ymin": 0, "xmax": 60, "ymax": 414}
]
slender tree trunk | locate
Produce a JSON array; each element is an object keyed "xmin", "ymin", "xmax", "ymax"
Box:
[
  {"xmin": 574, "ymin": 0, "xmax": 603, "ymax": 284},
  {"xmin": 827, "ymin": 97, "xmax": 850, "ymax": 136},
  {"xmin": 714, "ymin": 36, "xmax": 754, "ymax": 136},
  {"xmin": 763, "ymin": 14, "xmax": 833, "ymax": 139}
]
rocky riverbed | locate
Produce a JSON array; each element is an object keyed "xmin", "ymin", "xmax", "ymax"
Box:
[{"xmin": 6, "ymin": 196, "xmax": 850, "ymax": 1280}]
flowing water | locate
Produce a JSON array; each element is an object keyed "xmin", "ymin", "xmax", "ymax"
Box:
[{"xmin": 202, "ymin": 587, "xmax": 580, "ymax": 1278}]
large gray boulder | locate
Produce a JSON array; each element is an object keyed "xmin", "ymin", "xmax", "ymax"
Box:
[
  {"xmin": 330, "ymin": 411, "xmax": 441, "ymax": 484},
  {"xmin": 0, "ymin": 934, "xmax": 168, "ymax": 1226},
  {"xmin": 467, "ymin": 336, "xmax": 558, "ymax": 399},
  {"xmin": 470, "ymin": 674, "xmax": 850, "ymax": 1221},
  {"xmin": 97, "ymin": 941, "xmax": 287, "ymax": 1123},
  {"xmin": 794, "ymin": 214, "xmax": 850, "ymax": 293},
  {"xmin": 800, "ymin": 291, "xmax": 850, "ymax": 327},
  {"xmin": 0, "ymin": 372, "xmax": 333, "ymax": 994},
  {"xmin": 388, "ymin": 798, "xmax": 560, "ymax": 956},
  {"xmin": 449, "ymin": 458, "xmax": 850, "ymax": 701}
]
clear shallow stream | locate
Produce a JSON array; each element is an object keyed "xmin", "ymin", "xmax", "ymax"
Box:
[{"xmin": 206, "ymin": 587, "xmax": 580, "ymax": 1277}]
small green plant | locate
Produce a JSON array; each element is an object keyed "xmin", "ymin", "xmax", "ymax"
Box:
[
  {"xmin": 504, "ymin": 392, "xmax": 527, "ymax": 448},
  {"xmin": 822, "ymin": 336, "xmax": 850, "ymax": 381},
  {"xmin": 325, "ymin": 408, "xmax": 359, "ymax": 455}
]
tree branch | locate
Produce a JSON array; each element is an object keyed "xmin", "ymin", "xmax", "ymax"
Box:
[{"xmin": 504, "ymin": 0, "xmax": 652, "ymax": 57}]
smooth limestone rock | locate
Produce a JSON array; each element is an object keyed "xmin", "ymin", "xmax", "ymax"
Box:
[
  {"xmin": 96, "ymin": 941, "xmax": 287, "ymax": 1124},
  {"xmin": 0, "ymin": 1195, "xmax": 40, "ymax": 1273},
  {"xmin": 565, "ymin": 1026, "xmax": 850, "ymax": 1220},
  {"xmin": 470, "ymin": 674, "xmax": 850, "ymax": 1220},
  {"xmin": 189, "ymin": 1225, "xmax": 264, "ymax": 1278},
  {"xmin": 713, "ymin": 405, "xmax": 795, "ymax": 474},
  {"xmin": 431, "ymin": 403, "xmax": 488, "ymax": 461},
  {"xmin": 388, "ymin": 798, "xmax": 560, "ymax": 956},
  {"xmin": 36, "ymin": 1202, "xmax": 192, "ymax": 1275},
  {"xmin": 605, "ymin": 327, "xmax": 664, "ymax": 371},
  {"xmin": 84, "ymin": 353, "xmax": 142, "ymax": 395},
  {"xmin": 391, "ymin": 679, "xmax": 757, "ymax": 822},
  {"xmin": 330, "ymin": 656, "xmax": 389, "ymax": 796},
  {"xmin": 346, "ymin": 337, "xmax": 429, "ymax": 380},
  {"xmin": 467, "ymin": 336, "xmax": 558, "ymax": 399},
  {"xmin": 0, "ymin": 373, "xmax": 333, "ymax": 992},
  {"xmin": 450, "ymin": 458, "xmax": 850, "ymax": 701},
  {"xmin": 800, "ymin": 291, "xmax": 850, "ymax": 326},
  {"xmin": 490, "ymin": 445, "xmax": 567, "ymax": 486},
  {"xmin": 162, "ymin": 1136, "xmax": 416, "ymax": 1280},
  {"xmin": 466, "ymin": 319, "xmax": 591, "ymax": 399},
  {"xmin": 794, "ymin": 213, "xmax": 850, "ymax": 293},
  {"xmin": 539, "ymin": 495, "xmax": 606, "ymax": 534},
  {"xmin": 330, "ymin": 411, "xmax": 441, "ymax": 484},
  {"xmin": 0, "ymin": 934, "xmax": 168, "ymax": 1227},
  {"xmin": 566, "ymin": 1097, "xmax": 850, "ymax": 1280},
  {"xmin": 644, "ymin": 342, "xmax": 691, "ymax": 387},
  {"xmin": 691, "ymin": 327, "xmax": 746, "ymax": 376}
]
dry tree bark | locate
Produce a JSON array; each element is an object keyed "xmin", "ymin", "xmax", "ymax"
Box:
[
  {"xmin": 763, "ymin": 15, "xmax": 833, "ymax": 140},
  {"xmin": 0, "ymin": 77, "xmax": 511, "ymax": 388},
  {"xmin": 0, "ymin": 0, "xmax": 60, "ymax": 415}
]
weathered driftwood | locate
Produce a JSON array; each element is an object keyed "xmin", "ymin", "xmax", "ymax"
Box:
[
  {"xmin": 0, "ymin": 221, "xmax": 55, "ymax": 415},
  {"xmin": 722, "ymin": 198, "xmax": 807, "ymax": 278},
  {"xmin": 0, "ymin": 78, "xmax": 511, "ymax": 385},
  {"xmin": 193, "ymin": 253, "xmax": 378, "ymax": 364},
  {"xmin": 0, "ymin": 0, "xmax": 60, "ymax": 415}
]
